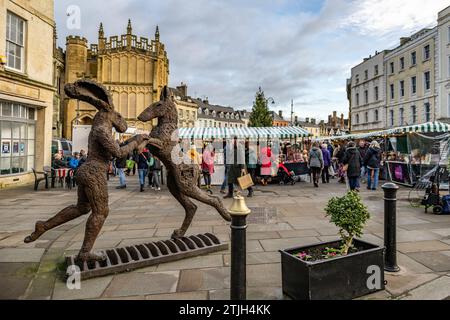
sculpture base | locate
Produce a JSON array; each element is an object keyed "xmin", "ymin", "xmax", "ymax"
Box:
[{"xmin": 65, "ymin": 233, "xmax": 228, "ymax": 280}]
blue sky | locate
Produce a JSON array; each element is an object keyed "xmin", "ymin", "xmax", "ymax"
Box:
[{"xmin": 55, "ymin": 0, "xmax": 449, "ymax": 121}]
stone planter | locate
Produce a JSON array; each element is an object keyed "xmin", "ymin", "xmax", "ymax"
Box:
[{"xmin": 280, "ymin": 239, "xmax": 385, "ymax": 300}]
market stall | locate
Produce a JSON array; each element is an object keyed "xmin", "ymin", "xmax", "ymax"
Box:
[
  {"xmin": 315, "ymin": 121, "xmax": 450, "ymax": 188},
  {"xmin": 177, "ymin": 126, "xmax": 311, "ymax": 185}
]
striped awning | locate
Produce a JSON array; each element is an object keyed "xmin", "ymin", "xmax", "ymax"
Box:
[
  {"xmin": 316, "ymin": 121, "xmax": 450, "ymax": 141},
  {"xmin": 177, "ymin": 126, "xmax": 310, "ymax": 140}
]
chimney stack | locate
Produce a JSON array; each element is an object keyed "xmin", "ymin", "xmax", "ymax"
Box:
[
  {"xmin": 278, "ymin": 110, "xmax": 283, "ymax": 118},
  {"xmin": 176, "ymin": 82, "xmax": 187, "ymax": 97}
]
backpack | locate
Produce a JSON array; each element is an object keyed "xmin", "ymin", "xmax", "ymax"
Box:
[{"xmin": 69, "ymin": 158, "xmax": 79, "ymax": 169}]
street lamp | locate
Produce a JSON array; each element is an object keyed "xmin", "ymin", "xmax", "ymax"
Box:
[{"xmin": 266, "ymin": 97, "xmax": 275, "ymax": 105}]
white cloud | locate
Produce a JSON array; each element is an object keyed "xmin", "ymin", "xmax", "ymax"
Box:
[{"xmin": 342, "ymin": 0, "xmax": 448, "ymax": 36}]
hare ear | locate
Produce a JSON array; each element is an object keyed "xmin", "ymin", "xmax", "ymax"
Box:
[
  {"xmin": 159, "ymin": 86, "xmax": 170, "ymax": 102},
  {"xmin": 64, "ymin": 79, "xmax": 113, "ymax": 111}
]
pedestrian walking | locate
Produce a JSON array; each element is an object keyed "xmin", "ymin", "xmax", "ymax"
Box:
[
  {"xmin": 151, "ymin": 155, "xmax": 162, "ymax": 191},
  {"xmin": 308, "ymin": 142, "xmax": 324, "ymax": 188},
  {"xmin": 137, "ymin": 148, "xmax": 151, "ymax": 192},
  {"xmin": 321, "ymin": 143, "xmax": 331, "ymax": 183},
  {"xmin": 201, "ymin": 145, "xmax": 215, "ymax": 192},
  {"xmin": 115, "ymin": 142, "xmax": 128, "ymax": 189},
  {"xmin": 364, "ymin": 140, "xmax": 382, "ymax": 190},
  {"xmin": 342, "ymin": 141, "xmax": 362, "ymax": 191}
]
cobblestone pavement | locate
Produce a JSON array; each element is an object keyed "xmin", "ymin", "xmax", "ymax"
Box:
[{"xmin": 1, "ymin": 175, "xmax": 450, "ymax": 300}]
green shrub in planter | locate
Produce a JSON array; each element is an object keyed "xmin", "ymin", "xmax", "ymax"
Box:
[{"xmin": 324, "ymin": 191, "xmax": 370, "ymax": 255}]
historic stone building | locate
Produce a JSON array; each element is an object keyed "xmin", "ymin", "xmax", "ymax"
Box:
[
  {"xmin": 349, "ymin": 50, "xmax": 388, "ymax": 132},
  {"xmin": 53, "ymin": 30, "xmax": 65, "ymax": 138},
  {"xmin": 195, "ymin": 98, "xmax": 246, "ymax": 128},
  {"xmin": 169, "ymin": 83, "xmax": 197, "ymax": 128},
  {"xmin": 385, "ymin": 28, "xmax": 437, "ymax": 128},
  {"xmin": 293, "ymin": 117, "xmax": 321, "ymax": 137},
  {"xmin": 436, "ymin": 6, "xmax": 450, "ymax": 122},
  {"xmin": 271, "ymin": 110, "xmax": 290, "ymax": 127},
  {"xmin": 63, "ymin": 20, "xmax": 169, "ymax": 139},
  {"xmin": 319, "ymin": 111, "xmax": 349, "ymax": 136},
  {"xmin": 0, "ymin": 0, "xmax": 56, "ymax": 188}
]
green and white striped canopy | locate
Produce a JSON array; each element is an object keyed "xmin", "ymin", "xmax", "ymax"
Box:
[
  {"xmin": 316, "ymin": 121, "xmax": 450, "ymax": 141},
  {"xmin": 177, "ymin": 126, "xmax": 310, "ymax": 140}
]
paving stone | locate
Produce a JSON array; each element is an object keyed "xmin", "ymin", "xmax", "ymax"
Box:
[
  {"xmin": 247, "ymin": 231, "xmax": 279, "ymax": 240},
  {"xmin": 146, "ymin": 291, "xmax": 208, "ymax": 300},
  {"xmin": 156, "ymin": 254, "xmax": 224, "ymax": 271},
  {"xmin": 375, "ymin": 230, "xmax": 442, "ymax": 243},
  {"xmin": 397, "ymin": 241, "xmax": 450, "ymax": 253},
  {"xmin": 223, "ymin": 251, "xmax": 280, "ymax": 267},
  {"xmin": 408, "ymin": 251, "xmax": 450, "ymax": 272},
  {"xmin": 259, "ymin": 237, "xmax": 319, "ymax": 252},
  {"xmin": 52, "ymin": 276, "xmax": 113, "ymax": 300},
  {"xmin": 66, "ymin": 239, "xmax": 121, "ymax": 251},
  {"xmin": 103, "ymin": 271, "xmax": 179, "ymax": 297},
  {"xmin": 401, "ymin": 276, "xmax": 450, "ymax": 300},
  {"xmin": 247, "ymin": 240, "xmax": 264, "ymax": 252},
  {"xmin": 0, "ymin": 273, "xmax": 33, "ymax": 299},
  {"xmin": 277, "ymin": 229, "xmax": 320, "ymax": 238},
  {"xmin": 0, "ymin": 248, "xmax": 46, "ymax": 263},
  {"xmin": 210, "ymin": 287, "xmax": 283, "ymax": 300},
  {"xmin": 247, "ymin": 263, "xmax": 281, "ymax": 287},
  {"xmin": 98, "ymin": 229, "xmax": 156, "ymax": 240},
  {"xmin": 385, "ymin": 272, "xmax": 439, "ymax": 297},
  {"xmin": 116, "ymin": 223, "xmax": 156, "ymax": 231},
  {"xmin": 397, "ymin": 252, "xmax": 434, "ymax": 274},
  {"xmin": 247, "ymin": 223, "xmax": 292, "ymax": 232},
  {"xmin": 178, "ymin": 267, "xmax": 230, "ymax": 292}
]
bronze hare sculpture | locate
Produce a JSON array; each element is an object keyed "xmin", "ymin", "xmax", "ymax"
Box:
[
  {"xmin": 24, "ymin": 80, "xmax": 150, "ymax": 262},
  {"xmin": 138, "ymin": 87, "xmax": 231, "ymax": 238}
]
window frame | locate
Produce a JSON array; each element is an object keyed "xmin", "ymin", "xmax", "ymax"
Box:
[
  {"xmin": 411, "ymin": 51, "xmax": 417, "ymax": 66},
  {"xmin": 423, "ymin": 44, "xmax": 430, "ymax": 61},
  {"xmin": 400, "ymin": 80, "xmax": 405, "ymax": 97},
  {"xmin": 411, "ymin": 76, "xmax": 417, "ymax": 95},
  {"xmin": 425, "ymin": 103, "xmax": 431, "ymax": 122},
  {"xmin": 5, "ymin": 11, "xmax": 26, "ymax": 72},
  {"xmin": 424, "ymin": 71, "xmax": 431, "ymax": 91},
  {"xmin": 410, "ymin": 105, "xmax": 417, "ymax": 124}
]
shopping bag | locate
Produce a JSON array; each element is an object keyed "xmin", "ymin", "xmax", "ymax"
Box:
[
  {"xmin": 328, "ymin": 166, "xmax": 335, "ymax": 176},
  {"xmin": 237, "ymin": 173, "xmax": 254, "ymax": 190}
]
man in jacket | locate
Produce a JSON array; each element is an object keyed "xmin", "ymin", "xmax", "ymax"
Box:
[
  {"xmin": 363, "ymin": 140, "xmax": 382, "ymax": 190},
  {"xmin": 308, "ymin": 142, "xmax": 324, "ymax": 188},
  {"xmin": 137, "ymin": 148, "xmax": 151, "ymax": 192},
  {"xmin": 343, "ymin": 141, "xmax": 362, "ymax": 191}
]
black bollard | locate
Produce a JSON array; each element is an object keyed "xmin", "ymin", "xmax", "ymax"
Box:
[
  {"xmin": 382, "ymin": 182, "xmax": 400, "ymax": 272},
  {"xmin": 229, "ymin": 194, "xmax": 251, "ymax": 300}
]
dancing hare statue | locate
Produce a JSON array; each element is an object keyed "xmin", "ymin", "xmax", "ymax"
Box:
[
  {"xmin": 24, "ymin": 80, "xmax": 150, "ymax": 262},
  {"xmin": 138, "ymin": 86, "xmax": 231, "ymax": 239}
]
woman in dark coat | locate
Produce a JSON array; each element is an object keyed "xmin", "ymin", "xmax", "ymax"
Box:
[
  {"xmin": 342, "ymin": 141, "xmax": 362, "ymax": 191},
  {"xmin": 224, "ymin": 138, "xmax": 252, "ymax": 198},
  {"xmin": 363, "ymin": 141, "xmax": 382, "ymax": 190}
]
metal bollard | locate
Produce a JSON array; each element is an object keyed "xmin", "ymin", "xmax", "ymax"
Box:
[
  {"xmin": 229, "ymin": 194, "xmax": 251, "ymax": 300},
  {"xmin": 382, "ymin": 182, "xmax": 400, "ymax": 272}
]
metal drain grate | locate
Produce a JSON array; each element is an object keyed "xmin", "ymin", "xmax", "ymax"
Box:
[
  {"xmin": 247, "ymin": 207, "xmax": 277, "ymax": 224},
  {"xmin": 65, "ymin": 233, "xmax": 228, "ymax": 280}
]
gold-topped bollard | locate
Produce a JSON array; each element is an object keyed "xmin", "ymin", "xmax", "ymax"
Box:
[{"xmin": 229, "ymin": 193, "xmax": 251, "ymax": 300}]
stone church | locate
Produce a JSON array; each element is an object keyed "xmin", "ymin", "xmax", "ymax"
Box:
[{"xmin": 63, "ymin": 20, "xmax": 169, "ymax": 139}]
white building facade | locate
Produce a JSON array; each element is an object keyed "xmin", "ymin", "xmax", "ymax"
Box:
[
  {"xmin": 350, "ymin": 51, "xmax": 387, "ymax": 132},
  {"xmin": 437, "ymin": 6, "xmax": 450, "ymax": 121}
]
